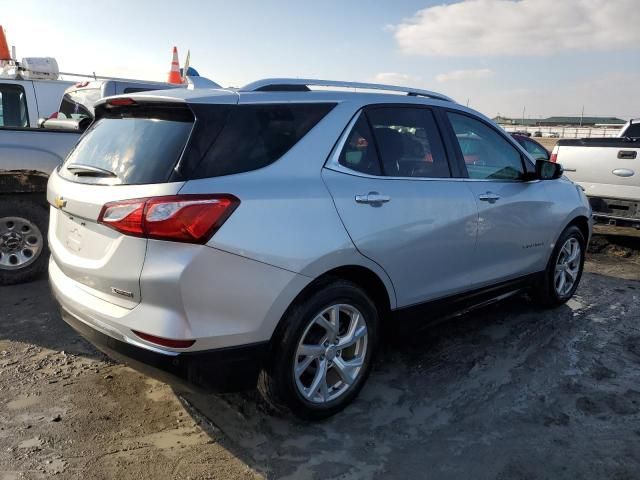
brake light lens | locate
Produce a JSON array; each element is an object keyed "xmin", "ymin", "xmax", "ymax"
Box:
[
  {"xmin": 550, "ymin": 152, "xmax": 558, "ymax": 163},
  {"xmin": 107, "ymin": 97, "xmax": 137, "ymax": 107},
  {"xmin": 98, "ymin": 194, "xmax": 239, "ymax": 243}
]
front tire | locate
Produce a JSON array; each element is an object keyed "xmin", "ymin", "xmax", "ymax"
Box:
[
  {"xmin": 258, "ymin": 279, "xmax": 379, "ymax": 420},
  {"xmin": 0, "ymin": 198, "xmax": 49, "ymax": 286},
  {"xmin": 533, "ymin": 225, "xmax": 585, "ymax": 307}
]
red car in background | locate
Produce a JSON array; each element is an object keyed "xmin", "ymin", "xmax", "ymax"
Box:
[{"xmin": 511, "ymin": 134, "xmax": 550, "ymax": 161}]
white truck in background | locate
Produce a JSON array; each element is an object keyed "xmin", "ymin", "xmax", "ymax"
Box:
[
  {"xmin": 551, "ymin": 119, "xmax": 640, "ymax": 230},
  {"xmin": 0, "ymin": 73, "xmax": 220, "ymax": 285}
]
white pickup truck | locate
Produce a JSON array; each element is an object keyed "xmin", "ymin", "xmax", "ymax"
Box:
[
  {"xmin": 0, "ymin": 77, "xmax": 81, "ymax": 285},
  {"xmin": 0, "ymin": 74, "xmax": 220, "ymax": 285},
  {"xmin": 551, "ymin": 119, "xmax": 640, "ymax": 230}
]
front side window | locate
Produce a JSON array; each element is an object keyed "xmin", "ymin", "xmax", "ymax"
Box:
[
  {"xmin": 0, "ymin": 84, "xmax": 29, "ymax": 127},
  {"xmin": 367, "ymin": 107, "xmax": 450, "ymax": 178},
  {"xmin": 338, "ymin": 113, "xmax": 381, "ymax": 176},
  {"xmin": 448, "ymin": 112, "xmax": 525, "ymax": 180}
]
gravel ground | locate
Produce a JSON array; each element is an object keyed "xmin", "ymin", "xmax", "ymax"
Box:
[{"xmin": 1, "ymin": 233, "xmax": 639, "ymax": 479}]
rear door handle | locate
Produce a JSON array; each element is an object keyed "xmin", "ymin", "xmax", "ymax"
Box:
[
  {"xmin": 478, "ymin": 192, "xmax": 501, "ymax": 203},
  {"xmin": 618, "ymin": 150, "xmax": 637, "ymax": 160},
  {"xmin": 355, "ymin": 192, "xmax": 391, "ymax": 205}
]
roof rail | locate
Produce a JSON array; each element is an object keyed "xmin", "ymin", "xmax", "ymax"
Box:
[{"xmin": 240, "ymin": 78, "xmax": 455, "ymax": 102}]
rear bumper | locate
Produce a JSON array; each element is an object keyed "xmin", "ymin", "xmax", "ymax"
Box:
[
  {"xmin": 56, "ymin": 305, "xmax": 268, "ymax": 391},
  {"xmin": 48, "ymin": 243, "xmax": 310, "ymax": 391}
]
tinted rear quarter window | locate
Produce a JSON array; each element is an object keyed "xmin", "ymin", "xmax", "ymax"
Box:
[
  {"xmin": 338, "ymin": 113, "xmax": 381, "ymax": 176},
  {"xmin": 191, "ymin": 103, "xmax": 335, "ymax": 179}
]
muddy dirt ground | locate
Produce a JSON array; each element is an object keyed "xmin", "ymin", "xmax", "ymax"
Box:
[{"xmin": 1, "ymin": 230, "xmax": 639, "ymax": 479}]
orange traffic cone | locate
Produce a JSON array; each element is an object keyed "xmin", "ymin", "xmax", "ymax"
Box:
[
  {"xmin": 167, "ymin": 46, "xmax": 182, "ymax": 84},
  {"xmin": 0, "ymin": 26, "xmax": 12, "ymax": 61}
]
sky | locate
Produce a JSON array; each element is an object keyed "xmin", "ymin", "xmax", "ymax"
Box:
[{"xmin": 4, "ymin": 0, "xmax": 640, "ymax": 119}]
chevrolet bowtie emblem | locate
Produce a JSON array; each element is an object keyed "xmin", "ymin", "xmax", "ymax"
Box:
[{"xmin": 54, "ymin": 196, "xmax": 67, "ymax": 209}]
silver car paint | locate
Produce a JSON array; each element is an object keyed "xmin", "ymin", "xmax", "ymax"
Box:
[
  {"xmin": 50, "ymin": 243, "xmax": 309, "ymax": 351},
  {"xmin": 464, "ymin": 179, "xmax": 556, "ymax": 286},
  {"xmin": 47, "ymin": 171, "xmax": 187, "ymax": 307},
  {"xmin": 48, "ymin": 86, "xmax": 591, "ymax": 356}
]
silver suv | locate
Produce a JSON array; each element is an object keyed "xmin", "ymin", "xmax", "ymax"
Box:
[{"xmin": 48, "ymin": 78, "xmax": 592, "ymax": 419}]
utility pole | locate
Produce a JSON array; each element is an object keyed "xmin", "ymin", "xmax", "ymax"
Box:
[
  {"xmin": 580, "ymin": 105, "xmax": 584, "ymax": 127},
  {"xmin": 522, "ymin": 106, "xmax": 526, "ymax": 126}
]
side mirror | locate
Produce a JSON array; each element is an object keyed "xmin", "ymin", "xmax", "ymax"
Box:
[
  {"xmin": 41, "ymin": 117, "xmax": 92, "ymax": 132},
  {"xmin": 536, "ymin": 159, "xmax": 563, "ymax": 180}
]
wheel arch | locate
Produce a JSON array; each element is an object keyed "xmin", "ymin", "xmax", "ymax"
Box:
[
  {"xmin": 566, "ymin": 215, "xmax": 591, "ymax": 244},
  {"xmin": 543, "ymin": 213, "xmax": 591, "ymax": 269},
  {"xmin": 268, "ymin": 264, "xmax": 395, "ymax": 346}
]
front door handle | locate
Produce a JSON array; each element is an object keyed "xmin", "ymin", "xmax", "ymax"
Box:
[
  {"xmin": 355, "ymin": 192, "xmax": 391, "ymax": 205},
  {"xmin": 618, "ymin": 150, "xmax": 637, "ymax": 160},
  {"xmin": 478, "ymin": 192, "xmax": 501, "ymax": 203}
]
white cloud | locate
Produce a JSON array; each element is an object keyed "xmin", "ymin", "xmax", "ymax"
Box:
[
  {"xmin": 370, "ymin": 72, "xmax": 418, "ymax": 85},
  {"xmin": 392, "ymin": 0, "xmax": 640, "ymax": 56},
  {"xmin": 436, "ymin": 68, "xmax": 493, "ymax": 82}
]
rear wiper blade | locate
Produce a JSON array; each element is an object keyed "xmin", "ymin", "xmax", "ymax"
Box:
[{"xmin": 66, "ymin": 164, "xmax": 117, "ymax": 177}]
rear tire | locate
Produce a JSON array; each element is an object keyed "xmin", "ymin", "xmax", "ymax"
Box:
[
  {"xmin": 258, "ymin": 279, "xmax": 379, "ymax": 420},
  {"xmin": 532, "ymin": 225, "xmax": 585, "ymax": 308},
  {"xmin": 0, "ymin": 198, "xmax": 49, "ymax": 286}
]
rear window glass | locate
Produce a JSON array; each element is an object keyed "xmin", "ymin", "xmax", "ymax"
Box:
[
  {"xmin": 58, "ymin": 88, "xmax": 102, "ymax": 120},
  {"xmin": 190, "ymin": 103, "xmax": 335, "ymax": 179},
  {"xmin": 60, "ymin": 117, "xmax": 192, "ymax": 185}
]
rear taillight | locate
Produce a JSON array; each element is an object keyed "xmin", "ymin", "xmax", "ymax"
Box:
[
  {"xmin": 550, "ymin": 152, "xmax": 558, "ymax": 163},
  {"xmin": 98, "ymin": 194, "xmax": 239, "ymax": 243}
]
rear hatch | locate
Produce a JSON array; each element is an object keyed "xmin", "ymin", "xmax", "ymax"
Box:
[{"xmin": 48, "ymin": 98, "xmax": 199, "ymax": 308}]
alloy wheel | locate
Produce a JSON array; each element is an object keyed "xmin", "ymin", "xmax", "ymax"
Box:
[
  {"xmin": 554, "ymin": 237, "xmax": 581, "ymax": 297},
  {"xmin": 294, "ymin": 303, "xmax": 368, "ymax": 404}
]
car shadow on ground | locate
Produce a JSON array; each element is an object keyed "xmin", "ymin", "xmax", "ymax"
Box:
[
  {"xmin": 3, "ymin": 261, "xmax": 639, "ymax": 479},
  {"xmin": 174, "ymin": 270, "xmax": 640, "ymax": 479},
  {"xmin": 173, "ymin": 294, "xmax": 588, "ymax": 479}
]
